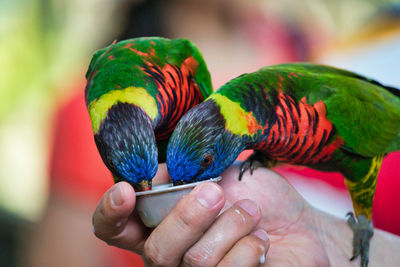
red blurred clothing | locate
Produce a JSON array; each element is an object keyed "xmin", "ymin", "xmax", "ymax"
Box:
[
  {"xmin": 49, "ymin": 90, "xmax": 145, "ymax": 266},
  {"xmin": 49, "ymin": 91, "xmax": 400, "ymax": 266},
  {"xmin": 50, "ymin": 92, "xmax": 113, "ymax": 203}
]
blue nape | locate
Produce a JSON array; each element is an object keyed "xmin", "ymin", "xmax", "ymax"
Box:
[{"xmin": 116, "ymin": 153, "xmax": 158, "ymax": 184}]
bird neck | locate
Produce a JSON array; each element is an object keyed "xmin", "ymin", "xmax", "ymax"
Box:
[
  {"xmin": 94, "ymin": 102, "xmax": 158, "ymax": 184},
  {"xmin": 207, "ymin": 94, "xmax": 263, "ymax": 145},
  {"xmin": 88, "ymin": 86, "xmax": 159, "ymax": 134}
]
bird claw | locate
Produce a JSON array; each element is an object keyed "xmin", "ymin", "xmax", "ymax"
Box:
[
  {"xmin": 346, "ymin": 213, "xmax": 373, "ymax": 267},
  {"xmin": 250, "ymin": 162, "xmax": 256, "ymax": 175},
  {"xmin": 238, "ymin": 160, "xmax": 251, "ymax": 181},
  {"xmin": 238, "ymin": 154, "xmax": 263, "ymax": 181},
  {"xmin": 346, "ymin": 212, "xmax": 357, "ymax": 227}
]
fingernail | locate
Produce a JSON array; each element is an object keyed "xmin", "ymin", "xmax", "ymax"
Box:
[
  {"xmin": 260, "ymin": 253, "xmax": 266, "ymax": 264},
  {"xmin": 110, "ymin": 183, "xmax": 125, "ymax": 207},
  {"xmin": 238, "ymin": 200, "xmax": 259, "ymax": 217},
  {"xmin": 196, "ymin": 183, "xmax": 223, "ymax": 208},
  {"xmin": 252, "ymin": 229, "xmax": 268, "ymax": 265},
  {"xmin": 252, "ymin": 229, "xmax": 269, "ymax": 241}
]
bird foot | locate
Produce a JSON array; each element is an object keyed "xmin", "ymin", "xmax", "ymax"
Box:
[
  {"xmin": 346, "ymin": 212, "xmax": 373, "ymax": 267},
  {"xmin": 238, "ymin": 151, "xmax": 271, "ymax": 181},
  {"xmin": 238, "ymin": 158, "xmax": 262, "ymax": 181}
]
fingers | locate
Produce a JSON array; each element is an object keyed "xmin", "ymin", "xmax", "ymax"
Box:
[
  {"xmin": 93, "ymin": 167, "xmax": 272, "ymax": 267},
  {"xmin": 142, "ymin": 182, "xmax": 225, "ymax": 266},
  {"xmin": 218, "ymin": 229, "xmax": 270, "ymax": 267},
  {"xmin": 92, "ymin": 182, "xmax": 148, "ymax": 253},
  {"xmin": 182, "ymin": 199, "xmax": 263, "ymax": 266}
]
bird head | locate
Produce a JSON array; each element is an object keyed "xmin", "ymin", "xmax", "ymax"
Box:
[
  {"xmin": 167, "ymin": 100, "xmax": 245, "ymax": 185},
  {"xmin": 94, "ymin": 102, "xmax": 158, "ymax": 191}
]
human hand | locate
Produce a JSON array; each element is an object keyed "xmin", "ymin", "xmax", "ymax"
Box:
[
  {"xmin": 92, "ymin": 163, "xmax": 270, "ymax": 266},
  {"xmin": 219, "ymin": 164, "xmax": 350, "ymax": 266},
  {"xmin": 93, "ymin": 163, "xmax": 398, "ymax": 266},
  {"xmin": 223, "ymin": 164, "xmax": 400, "ymax": 267}
]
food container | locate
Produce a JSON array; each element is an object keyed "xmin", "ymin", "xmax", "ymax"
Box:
[{"xmin": 135, "ymin": 177, "xmax": 222, "ymax": 228}]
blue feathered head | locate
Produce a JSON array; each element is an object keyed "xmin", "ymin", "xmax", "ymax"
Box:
[
  {"xmin": 167, "ymin": 100, "xmax": 246, "ymax": 184},
  {"xmin": 95, "ymin": 103, "xmax": 158, "ymax": 191}
]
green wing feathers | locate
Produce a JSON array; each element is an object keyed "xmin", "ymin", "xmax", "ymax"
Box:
[
  {"xmin": 323, "ymin": 78, "xmax": 400, "ymax": 157},
  {"xmin": 258, "ymin": 63, "xmax": 400, "ymax": 157},
  {"xmin": 168, "ymin": 38, "xmax": 213, "ymax": 98},
  {"xmin": 85, "ymin": 37, "xmax": 213, "ymax": 105},
  {"xmin": 215, "ymin": 63, "xmax": 400, "ymax": 157},
  {"xmin": 297, "ymin": 64, "xmax": 400, "ymax": 156}
]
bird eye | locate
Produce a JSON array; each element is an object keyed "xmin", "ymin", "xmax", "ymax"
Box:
[{"xmin": 201, "ymin": 154, "xmax": 213, "ymax": 167}]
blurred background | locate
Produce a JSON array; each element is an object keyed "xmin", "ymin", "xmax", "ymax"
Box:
[{"xmin": 1, "ymin": 0, "xmax": 400, "ymax": 266}]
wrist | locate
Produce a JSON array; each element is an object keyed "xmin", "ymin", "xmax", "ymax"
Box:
[
  {"xmin": 369, "ymin": 227, "xmax": 400, "ymax": 266},
  {"xmin": 310, "ymin": 207, "xmax": 400, "ymax": 266},
  {"xmin": 310, "ymin": 208, "xmax": 355, "ymax": 266}
]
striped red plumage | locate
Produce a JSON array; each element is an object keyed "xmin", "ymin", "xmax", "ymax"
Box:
[
  {"xmin": 140, "ymin": 57, "xmax": 205, "ymax": 140},
  {"xmin": 256, "ymin": 92, "xmax": 343, "ymax": 164}
]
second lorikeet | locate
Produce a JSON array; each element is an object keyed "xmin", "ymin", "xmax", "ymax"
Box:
[
  {"xmin": 85, "ymin": 37, "xmax": 213, "ymax": 191},
  {"xmin": 166, "ymin": 63, "xmax": 400, "ymax": 267}
]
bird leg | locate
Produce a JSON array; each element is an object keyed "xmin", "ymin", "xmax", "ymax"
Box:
[
  {"xmin": 238, "ymin": 151, "xmax": 275, "ymax": 181},
  {"xmin": 342, "ymin": 154, "xmax": 384, "ymax": 267},
  {"xmin": 346, "ymin": 212, "xmax": 373, "ymax": 267}
]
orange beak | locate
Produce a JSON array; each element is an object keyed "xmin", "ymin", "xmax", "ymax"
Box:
[{"xmin": 134, "ymin": 180, "xmax": 152, "ymax": 192}]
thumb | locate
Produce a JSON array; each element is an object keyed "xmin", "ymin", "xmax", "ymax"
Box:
[{"xmin": 92, "ymin": 181, "xmax": 148, "ymax": 253}]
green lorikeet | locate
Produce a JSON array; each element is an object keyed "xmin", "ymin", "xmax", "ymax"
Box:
[
  {"xmin": 166, "ymin": 63, "xmax": 400, "ymax": 267},
  {"xmin": 85, "ymin": 37, "xmax": 213, "ymax": 191}
]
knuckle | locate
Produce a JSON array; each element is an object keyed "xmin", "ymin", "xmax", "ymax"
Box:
[
  {"xmin": 182, "ymin": 248, "xmax": 212, "ymax": 267},
  {"xmin": 92, "ymin": 212, "xmax": 108, "ymax": 241},
  {"xmin": 92, "ymin": 225, "xmax": 110, "ymax": 243},
  {"xmin": 143, "ymin": 238, "xmax": 170, "ymax": 266},
  {"xmin": 92, "ymin": 221, "xmax": 104, "ymax": 240},
  {"xmin": 92, "ymin": 225, "xmax": 102, "ymax": 239},
  {"xmin": 182, "ymin": 251, "xmax": 205, "ymax": 267},
  {"xmin": 174, "ymin": 204, "xmax": 200, "ymax": 232}
]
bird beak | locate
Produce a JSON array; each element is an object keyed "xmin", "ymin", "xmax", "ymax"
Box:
[{"xmin": 134, "ymin": 180, "xmax": 152, "ymax": 192}]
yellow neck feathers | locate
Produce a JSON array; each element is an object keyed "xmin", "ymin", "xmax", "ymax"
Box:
[
  {"xmin": 208, "ymin": 94, "xmax": 261, "ymax": 136},
  {"xmin": 88, "ymin": 87, "xmax": 158, "ymax": 133}
]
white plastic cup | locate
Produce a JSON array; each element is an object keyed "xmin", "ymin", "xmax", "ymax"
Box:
[{"xmin": 135, "ymin": 177, "xmax": 222, "ymax": 228}]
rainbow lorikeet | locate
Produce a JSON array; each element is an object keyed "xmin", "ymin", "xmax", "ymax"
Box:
[
  {"xmin": 85, "ymin": 37, "xmax": 213, "ymax": 191},
  {"xmin": 166, "ymin": 63, "xmax": 400, "ymax": 267}
]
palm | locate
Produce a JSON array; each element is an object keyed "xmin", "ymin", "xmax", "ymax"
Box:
[{"xmin": 219, "ymin": 163, "xmax": 330, "ymax": 266}]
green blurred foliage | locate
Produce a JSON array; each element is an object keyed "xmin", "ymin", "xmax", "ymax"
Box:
[{"xmin": 0, "ymin": 0, "xmax": 120, "ymax": 221}]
